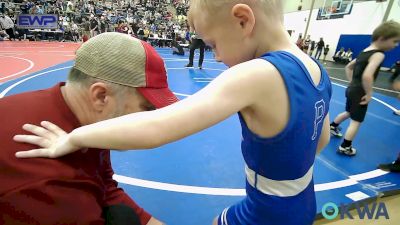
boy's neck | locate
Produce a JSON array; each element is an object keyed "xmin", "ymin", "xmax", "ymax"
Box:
[
  {"xmin": 254, "ymin": 25, "xmax": 295, "ymax": 58},
  {"xmin": 367, "ymin": 42, "xmax": 384, "ymax": 51}
]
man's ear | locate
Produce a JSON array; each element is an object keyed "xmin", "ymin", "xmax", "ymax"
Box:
[
  {"xmin": 88, "ymin": 82, "xmax": 109, "ymax": 112},
  {"xmin": 231, "ymin": 4, "xmax": 256, "ymax": 37}
]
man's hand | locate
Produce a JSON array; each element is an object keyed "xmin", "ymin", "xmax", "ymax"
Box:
[{"xmin": 14, "ymin": 121, "xmax": 81, "ymax": 158}]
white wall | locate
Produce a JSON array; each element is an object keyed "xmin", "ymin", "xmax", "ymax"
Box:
[
  {"xmin": 283, "ymin": 0, "xmax": 325, "ymax": 13},
  {"xmin": 285, "ymin": 10, "xmax": 310, "ymax": 43},
  {"xmin": 388, "ymin": 0, "xmax": 400, "ymax": 22},
  {"xmin": 284, "ymin": 1, "xmax": 389, "ymax": 61}
]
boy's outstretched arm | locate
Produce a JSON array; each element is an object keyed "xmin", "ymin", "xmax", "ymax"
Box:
[{"xmin": 15, "ymin": 60, "xmax": 277, "ymax": 158}]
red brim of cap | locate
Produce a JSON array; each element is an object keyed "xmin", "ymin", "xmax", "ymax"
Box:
[{"xmin": 137, "ymin": 87, "xmax": 179, "ymax": 109}]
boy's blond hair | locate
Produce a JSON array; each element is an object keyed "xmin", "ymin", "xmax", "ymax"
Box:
[
  {"xmin": 372, "ymin": 21, "xmax": 400, "ymax": 41},
  {"xmin": 189, "ymin": 0, "xmax": 283, "ymax": 22}
]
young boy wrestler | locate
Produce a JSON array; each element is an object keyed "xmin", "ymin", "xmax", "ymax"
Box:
[
  {"xmin": 15, "ymin": 1, "xmax": 332, "ymax": 225},
  {"xmin": 330, "ymin": 21, "xmax": 400, "ymax": 156}
]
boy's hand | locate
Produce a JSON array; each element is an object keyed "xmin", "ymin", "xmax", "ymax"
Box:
[
  {"xmin": 14, "ymin": 121, "xmax": 81, "ymax": 158},
  {"xmin": 360, "ymin": 94, "xmax": 372, "ymax": 105}
]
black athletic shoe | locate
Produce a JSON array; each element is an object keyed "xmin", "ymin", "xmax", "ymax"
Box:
[
  {"xmin": 338, "ymin": 146, "xmax": 357, "ymax": 156},
  {"xmin": 199, "ymin": 65, "xmax": 203, "ymax": 70},
  {"xmin": 330, "ymin": 125, "xmax": 343, "ymax": 137},
  {"xmin": 378, "ymin": 161, "xmax": 400, "ymax": 172},
  {"xmin": 185, "ymin": 63, "xmax": 193, "ymax": 68}
]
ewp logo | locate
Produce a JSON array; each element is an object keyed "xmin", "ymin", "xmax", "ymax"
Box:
[
  {"xmin": 17, "ymin": 14, "xmax": 58, "ymax": 29},
  {"xmin": 322, "ymin": 202, "xmax": 389, "ymax": 220}
]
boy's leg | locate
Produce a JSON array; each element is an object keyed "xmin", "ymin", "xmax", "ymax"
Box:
[
  {"xmin": 333, "ymin": 112, "xmax": 350, "ymax": 124},
  {"xmin": 330, "ymin": 112, "xmax": 350, "ymax": 137},
  {"xmin": 344, "ymin": 120, "xmax": 361, "ymax": 141},
  {"xmin": 338, "ymin": 120, "xmax": 361, "ymax": 156}
]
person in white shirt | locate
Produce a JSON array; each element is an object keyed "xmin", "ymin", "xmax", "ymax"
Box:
[
  {"xmin": 333, "ymin": 47, "xmax": 345, "ymax": 63},
  {"xmin": 0, "ymin": 13, "xmax": 15, "ymax": 40},
  {"xmin": 342, "ymin": 48, "xmax": 353, "ymax": 63},
  {"xmin": 71, "ymin": 21, "xmax": 79, "ymax": 42},
  {"xmin": 0, "ymin": 29, "xmax": 9, "ymax": 41}
]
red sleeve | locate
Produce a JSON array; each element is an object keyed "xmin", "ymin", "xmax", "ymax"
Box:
[{"xmin": 101, "ymin": 150, "xmax": 152, "ymax": 225}]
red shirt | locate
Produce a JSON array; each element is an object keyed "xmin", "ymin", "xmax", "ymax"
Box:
[{"xmin": 0, "ymin": 83, "xmax": 151, "ymax": 225}]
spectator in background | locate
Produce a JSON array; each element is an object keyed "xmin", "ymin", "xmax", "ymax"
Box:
[
  {"xmin": 71, "ymin": 21, "xmax": 79, "ymax": 42},
  {"xmin": 30, "ymin": 5, "xmax": 38, "ymax": 14},
  {"xmin": 99, "ymin": 16, "xmax": 107, "ymax": 34},
  {"xmin": 309, "ymin": 40, "xmax": 315, "ymax": 56},
  {"xmin": 296, "ymin": 34, "xmax": 303, "ymax": 50},
  {"xmin": 0, "ymin": 28, "xmax": 9, "ymax": 41},
  {"xmin": 37, "ymin": 5, "xmax": 44, "ymax": 14},
  {"xmin": 172, "ymin": 40, "xmax": 184, "ymax": 56},
  {"xmin": 302, "ymin": 35, "xmax": 311, "ymax": 54},
  {"xmin": 0, "ymin": 2, "xmax": 5, "ymax": 14},
  {"xmin": 143, "ymin": 26, "xmax": 149, "ymax": 41},
  {"xmin": 315, "ymin": 37, "xmax": 325, "ymax": 60},
  {"xmin": 333, "ymin": 47, "xmax": 345, "ymax": 63},
  {"xmin": 0, "ymin": 12, "xmax": 15, "ymax": 41},
  {"xmin": 185, "ymin": 28, "xmax": 190, "ymax": 43},
  {"xmin": 342, "ymin": 48, "xmax": 353, "ymax": 64},
  {"xmin": 19, "ymin": 0, "xmax": 30, "ymax": 14},
  {"xmin": 66, "ymin": 3, "xmax": 74, "ymax": 22},
  {"xmin": 1, "ymin": 0, "xmax": 189, "ymax": 43},
  {"xmin": 82, "ymin": 17, "xmax": 91, "ymax": 41},
  {"xmin": 137, "ymin": 25, "xmax": 144, "ymax": 39},
  {"xmin": 323, "ymin": 44, "xmax": 330, "ymax": 63},
  {"xmin": 185, "ymin": 29, "xmax": 205, "ymax": 69},
  {"xmin": 116, "ymin": 20, "xmax": 128, "ymax": 34},
  {"xmin": 89, "ymin": 14, "xmax": 98, "ymax": 38}
]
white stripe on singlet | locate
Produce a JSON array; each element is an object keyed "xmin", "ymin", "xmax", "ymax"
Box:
[{"xmin": 245, "ymin": 164, "xmax": 314, "ymax": 197}]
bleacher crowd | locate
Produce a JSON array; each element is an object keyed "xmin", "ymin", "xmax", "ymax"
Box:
[{"xmin": 0, "ymin": 0, "xmax": 191, "ymax": 46}]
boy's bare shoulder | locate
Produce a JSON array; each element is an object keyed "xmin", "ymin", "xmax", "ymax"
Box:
[
  {"xmin": 214, "ymin": 58, "xmax": 286, "ymax": 98},
  {"xmin": 229, "ymin": 58, "xmax": 281, "ymax": 79}
]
